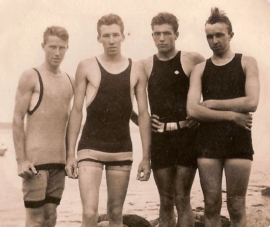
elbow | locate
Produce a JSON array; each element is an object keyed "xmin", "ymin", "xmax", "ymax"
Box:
[
  {"xmin": 187, "ymin": 106, "xmax": 198, "ymax": 119},
  {"xmin": 246, "ymin": 99, "xmax": 258, "ymax": 112}
]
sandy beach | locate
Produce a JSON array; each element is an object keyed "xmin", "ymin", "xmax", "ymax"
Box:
[{"xmin": 1, "ymin": 125, "xmax": 270, "ymax": 226}]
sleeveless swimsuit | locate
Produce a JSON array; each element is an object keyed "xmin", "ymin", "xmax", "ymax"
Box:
[
  {"xmin": 77, "ymin": 58, "xmax": 133, "ymax": 167},
  {"xmin": 148, "ymin": 51, "xmax": 197, "ymax": 169},
  {"xmin": 196, "ymin": 54, "xmax": 254, "ymax": 160}
]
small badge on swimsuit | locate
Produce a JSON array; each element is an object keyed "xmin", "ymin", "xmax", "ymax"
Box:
[{"xmin": 174, "ymin": 70, "xmax": 179, "ymax": 74}]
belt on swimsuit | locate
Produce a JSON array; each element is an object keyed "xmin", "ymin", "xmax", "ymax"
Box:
[{"xmin": 157, "ymin": 120, "xmax": 189, "ymax": 133}]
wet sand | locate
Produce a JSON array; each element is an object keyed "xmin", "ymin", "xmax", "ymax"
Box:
[{"xmin": 1, "ymin": 128, "xmax": 270, "ymax": 226}]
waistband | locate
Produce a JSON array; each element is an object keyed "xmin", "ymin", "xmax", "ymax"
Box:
[{"xmin": 157, "ymin": 120, "xmax": 189, "ymax": 133}]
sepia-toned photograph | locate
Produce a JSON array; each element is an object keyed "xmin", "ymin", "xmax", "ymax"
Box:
[{"xmin": 0, "ymin": 0, "xmax": 270, "ymax": 226}]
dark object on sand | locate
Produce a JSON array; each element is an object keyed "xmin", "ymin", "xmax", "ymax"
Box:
[
  {"xmin": 98, "ymin": 214, "xmax": 151, "ymax": 227},
  {"xmin": 97, "ymin": 212, "xmax": 231, "ymax": 227},
  {"xmin": 149, "ymin": 212, "xmax": 231, "ymax": 227},
  {"xmin": 261, "ymin": 187, "xmax": 270, "ymax": 196}
]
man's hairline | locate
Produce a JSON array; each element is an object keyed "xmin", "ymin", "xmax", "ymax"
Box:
[{"xmin": 97, "ymin": 23, "xmax": 124, "ymax": 36}]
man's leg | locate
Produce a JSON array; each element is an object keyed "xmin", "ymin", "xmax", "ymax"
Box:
[
  {"xmin": 224, "ymin": 159, "xmax": 252, "ymax": 227},
  {"xmin": 197, "ymin": 158, "xmax": 223, "ymax": 227},
  {"xmin": 175, "ymin": 166, "xmax": 196, "ymax": 227},
  {"xmin": 106, "ymin": 168, "xmax": 130, "ymax": 227},
  {"xmin": 43, "ymin": 169, "xmax": 65, "ymax": 227},
  {"xmin": 43, "ymin": 204, "xmax": 57, "ymax": 227},
  {"xmin": 25, "ymin": 207, "xmax": 44, "ymax": 227},
  {"xmin": 153, "ymin": 167, "xmax": 176, "ymax": 227},
  {"xmin": 78, "ymin": 165, "xmax": 103, "ymax": 227}
]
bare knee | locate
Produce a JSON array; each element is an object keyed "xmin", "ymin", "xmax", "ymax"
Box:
[
  {"xmin": 26, "ymin": 208, "xmax": 45, "ymax": 227},
  {"xmin": 227, "ymin": 196, "xmax": 246, "ymax": 221},
  {"xmin": 107, "ymin": 205, "xmax": 123, "ymax": 224},
  {"xmin": 175, "ymin": 194, "xmax": 191, "ymax": 211},
  {"xmin": 83, "ymin": 209, "xmax": 98, "ymax": 223},
  {"xmin": 204, "ymin": 195, "xmax": 222, "ymax": 219},
  {"xmin": 43, "ymin": 209, "xmax": 57, "ymax": 226}
]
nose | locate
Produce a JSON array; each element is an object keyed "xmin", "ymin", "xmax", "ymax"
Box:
[
  {"xmin": 55, "ymin": 47, "xmax": 60, "ymax": 55},
  {"xmin": 159, "ymin": 33, "xmax": 165, "ymax": 41},
  {"xmin": 213, "ymin": 36, "xmax": 218, "ymax": 44},
  {"xmin": 109, "ymin": 35, "xmax": 115, "ymax": 44}
]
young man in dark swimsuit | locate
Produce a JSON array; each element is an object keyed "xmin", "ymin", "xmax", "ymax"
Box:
[
  {"xmin": 187, "ymin": 8, "xmax": 260, "ymax": 227},
  {"xmin": 65, "ymin": 14, "xmax": 151, "ymax": 227},
  {"xmin": 133, "ymin": 12, "xmax": 204, "ymax": 227}
]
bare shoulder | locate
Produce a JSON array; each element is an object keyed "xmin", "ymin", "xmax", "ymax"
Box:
[
  {"xmin": 182, "ymin": 51, "xmax": 205, "ymax": 65},
  {"xmin": 76, "ymin": 57, "xmax": 98, "ymax": 78},
  {"xmin": 193, "ymin": 60, "xmax": 207, "ymax": 73},
  {"xmin": 18, "ymin": 68, "xmax": 39, "ymax": 89},
  {"xmin": 138, "ymin": 56, "xmax": 153, "ymax": 77},
  {"xmin": 241, "ymin": 55, "xmax": 258, "ymax": 67},
  {"xmin": 77, "ymin": 57, "xmax": 97, "ymax": 71}
]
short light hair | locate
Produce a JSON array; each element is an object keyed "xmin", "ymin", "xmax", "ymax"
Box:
[
  {"xmin": 43, "ymin": 26, "xmax": 69, "ymax": 44},
  {"xmin": 97, "ymin": 14, "xmax": 124, "ymax": 35},
  {"xmin": 151, "ymin": 12, "xmax": 179, "ymax": 33},
  {"xmin": 205, "ymin": 7, "xmax": 233, "ymax": 34}
]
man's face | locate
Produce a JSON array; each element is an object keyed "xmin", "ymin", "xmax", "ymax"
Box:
[
  {"xmin": 205, "ymin": 22, "xmax": 233, "ymax": 56},
  {"xmin": 152, "ymin": 24, "xmax": 178, "ymax": 53},
  {"xmin": 42, "ymin": 36, "xmax": 68, "ymax": 67},
  {"xmin": 98, "ymin": 24, "xmax": 125, "ymax": 56}
]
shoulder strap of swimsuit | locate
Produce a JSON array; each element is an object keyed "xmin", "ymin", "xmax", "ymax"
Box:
[{"xmin": 28, "ymin": 68, "xmax": 44, "ymax": 115}]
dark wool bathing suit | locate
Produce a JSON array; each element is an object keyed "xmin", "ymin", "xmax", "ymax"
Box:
[
  {"xmin": 77, "ymin": 58, "xmax": 133, "ymax": 167},
  {"xmin": 196, "ymin": 54, "xmax": 254, "ymax": 160},
  {"xmin": 148, "ymin": 51, "xmax": 197, "ymax": 170}
]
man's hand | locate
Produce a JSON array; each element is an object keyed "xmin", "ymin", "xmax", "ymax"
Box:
[
  {"xmin": 65, "ymin": 157, "xmax": 78, "ymax": 179},
  {"xmin": 136, "ymin": 159, "xmax": 151, "ymax": 181},
  {"xmin": 151, "ymin": 115, "xmax": 162, "ymax": 132},
  {"xmin": 232, "ymin": 112, "xmax": 253, "ymax": 131},
  {"xmin": 17, "ymin": 160, "xmax": 37, "ymax": 179},
  {"xmin": 186, "ymin": 116, "xmax": 200, "ymax": 129}
]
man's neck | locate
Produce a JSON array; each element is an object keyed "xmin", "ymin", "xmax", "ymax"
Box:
[
  {"xmin": 212, "ymin": 49, "xmax": 235, "ymax": 66},
  {"xmin": 41, "ymin": 62, "xmax": 61, "ymax": 75},
  {"xmin": 101, "ymin": 52, "xmax": 124, "ymax": 63},
  {"xmin": 157, "ymin": 48, "xmax": 178, "ymax": 61}
]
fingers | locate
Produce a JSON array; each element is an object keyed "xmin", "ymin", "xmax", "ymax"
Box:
[
  {"xmin": 136, "ymin": 166, "xmax": 151, "ymax": 181},
  {"xmin": 65, "ymin": 164, "xmax": 78, "ymax": 179},
  {"xmin": 137, "ymin": 169, "xmax": 151, "ymax": 181},
  {"xmin": 29, "ymin": 164, "xmax": 37, "ymax": 175}
]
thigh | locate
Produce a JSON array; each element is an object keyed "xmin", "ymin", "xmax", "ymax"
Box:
[
  {"xmin": 153, "ymin": 167, "xmax": 176, "ymax": 196},
  {"xmin": 197, "ymin": 158, "xmax": 223, "ymax": 196},
  {"xmin": 46, "ymin": 169, "xmax": 65, "ymax": 205},
  {"xmin": 23, "ymin": 170, "xmax": 48, "ymax": 208},
  {"xmin": 224, "ymin": 159, "xmax": 252, "ymax": 197},
  {"xmin": 106, "ymin": 169, "xmax": 131, "ymax": 208},
  {"xmin": 78, "ymin": 165, "xmax": 103, "ymax": 210},
  {"xmin": 175, "ymin": 166, "xmax": 196, "ymax": 197}
]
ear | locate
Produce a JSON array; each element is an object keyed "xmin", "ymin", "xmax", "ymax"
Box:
[
  {"xmin": 41, "ymin": 43, "xmax": 45, "ymax": 49},
  {"xmin": 229, "ymin": 32, "xmax": 234, "ymax": 40},
  {"xmin": 175, "ymin": 31, "xmax": 179, "ymax": 40},
  {"xmin": 97, "ymin": 35, "xmax": 101, "ymax": 43},
  {"xmin": 121, "ymin": 33, "xmax": 125, "ymax": 41}
]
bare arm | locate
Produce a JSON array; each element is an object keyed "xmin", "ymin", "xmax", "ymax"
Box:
[
  {"xmin": 200, "ymin": 56, "xmax": 260, "ymax": 113},
  {"xmin": 65, "ymin": 61, "xmax": 87, "ymax": 178},
  {"xmin": 13, "ymin": 70, "xmax": 37, "ymax": 178},
  {"xmin": 187, "ymin": 63, "xmax": 252, "ymax": 130},
  {"xmin": 134, "ymin": 63, "xmax": 151, "ymax": 181},
  {"xmin": 130, "ymin": 110, "xmax": 139, "ymax": 126}
]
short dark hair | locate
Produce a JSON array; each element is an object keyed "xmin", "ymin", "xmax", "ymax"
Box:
[
  {"xmin": 43, "ymin": 26, "xmax": 69, "ymax": 44},
  {"xmin": 206, "ymin": 7, "xmax": 233, "ymax": 34},
  {"xmin": 151, "ymin": 12, "xmax": 179, "ymax": 33},
  {"xmin": 97, "ymin": 14, "xmax": 124, "ymax": 35}
]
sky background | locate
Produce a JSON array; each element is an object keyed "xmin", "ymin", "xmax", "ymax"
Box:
[{"xmin": 0, "ymin": 0, "xmax": 269, "ymax": 125}]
